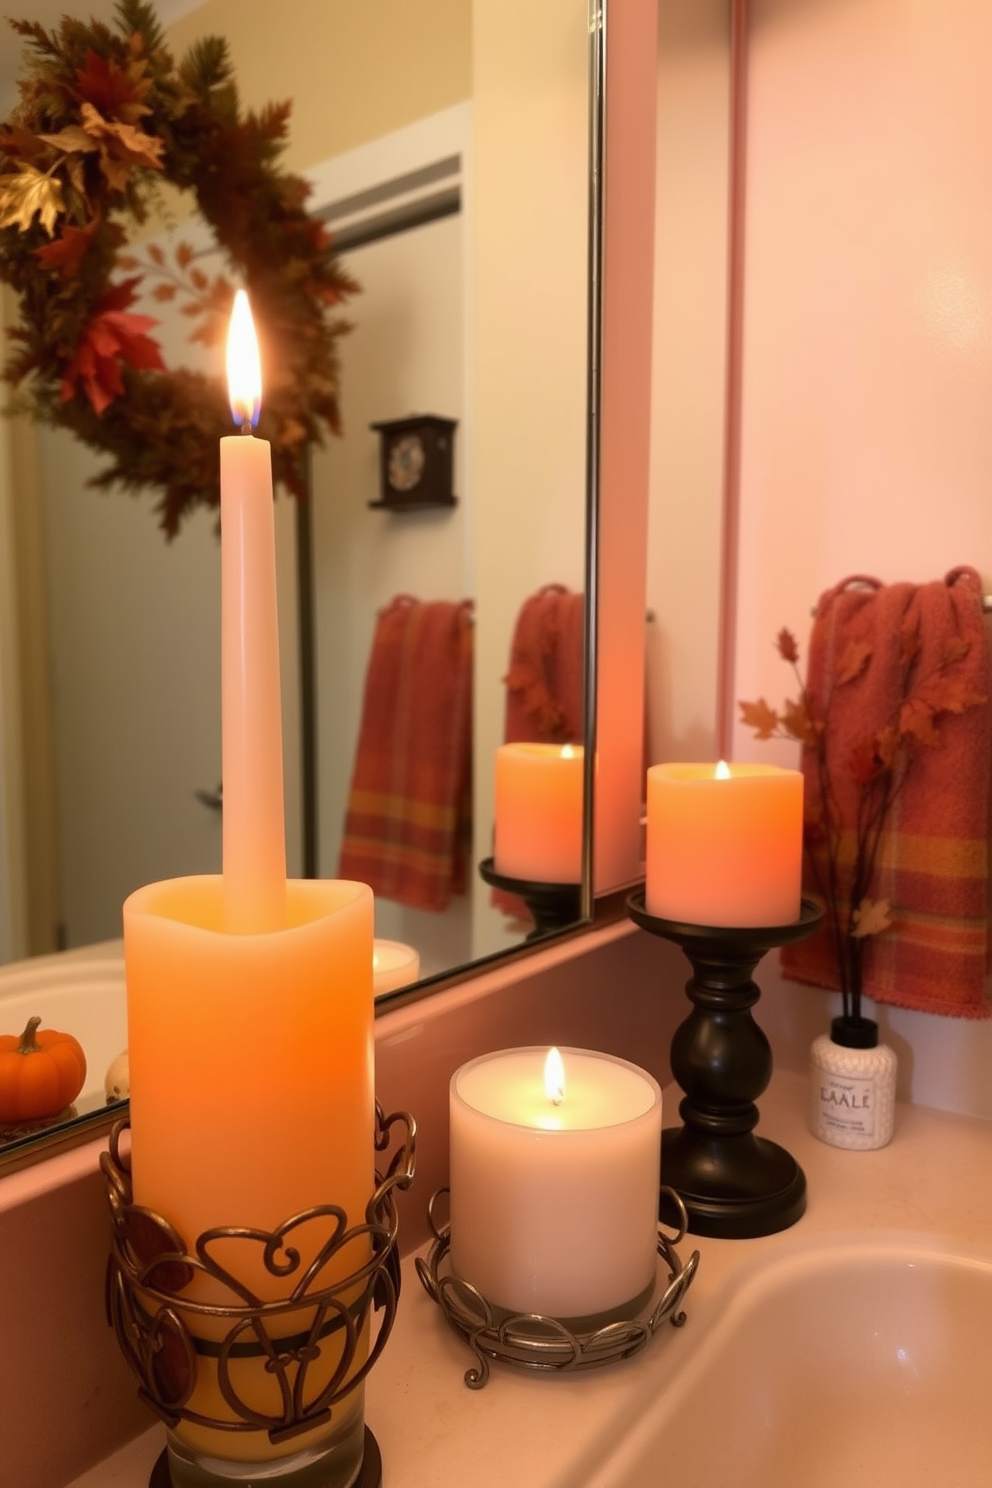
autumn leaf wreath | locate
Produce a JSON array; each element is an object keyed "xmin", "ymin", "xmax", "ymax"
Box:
[{"xmin": 0, "ymin": 0, "xmax": 358, "ymax": 536}]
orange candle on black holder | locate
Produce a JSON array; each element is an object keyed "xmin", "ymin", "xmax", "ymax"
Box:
[{"xmin": 645, "ymin": 761, "xmax": 803, "ymax": 927}]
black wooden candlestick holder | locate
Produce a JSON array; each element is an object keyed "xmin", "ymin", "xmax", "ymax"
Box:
[
  {"xmin": 627, "ymin": 891, "xmax": 823, "ymax": 1240},
  {"xmin": 478, "ymin": 856, "xmax": 582, "ymax": 939}
]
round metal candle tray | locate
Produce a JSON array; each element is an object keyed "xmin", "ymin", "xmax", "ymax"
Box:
[{"xmin": 415, "ymin": 1187, "xmax": 699, "ymax": 1388}]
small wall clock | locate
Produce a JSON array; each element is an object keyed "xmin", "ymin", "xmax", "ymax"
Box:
[{"xmin": 369, "ymin": 414, "xmax": 458, "ymax": 511}]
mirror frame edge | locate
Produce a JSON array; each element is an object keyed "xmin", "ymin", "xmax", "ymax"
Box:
[{"xmin": 590, "ymin": 0, "xmax": 656, "ymax": 902}]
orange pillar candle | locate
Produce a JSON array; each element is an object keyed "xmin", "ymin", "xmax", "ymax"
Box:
[
  {"xmin": 493, "ymin": 743, "xmax": 584, "ymax": 883},
  {"xmin": 646, "ymin": 761, "xmax": 803, "ymax": 927},
  {"xmin": 123, "ymin": 875, "xmax": 374, "ymax": 1463},
  {"xmin": 221, "ymin": 289, "xmax": 286, "ymax": 934}
]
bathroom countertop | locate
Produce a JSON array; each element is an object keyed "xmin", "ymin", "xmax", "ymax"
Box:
[{"xmin": 63, "ymin": 1070, "xmax": 992, "ymax": 1488}]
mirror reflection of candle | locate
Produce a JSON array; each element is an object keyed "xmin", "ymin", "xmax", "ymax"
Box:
[
  {"xmin": 220, "ymin": 290, "xmax": 286, "ymax": 933},
  {"xmin": 372, "ymin": 939, "xmax": 421, "ymax": 996},
  {"xmin": 493, "ymin": 742, "xmax": 584, "ymax": 883}
]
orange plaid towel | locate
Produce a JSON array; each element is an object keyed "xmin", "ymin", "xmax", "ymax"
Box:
[
  {"xmin": 338, "ymin": 595, "xmax": 473, "ymax": 911},
  {"xmin": 781, "ymin": 568, "xmax": 991, "ymax": 1018}
]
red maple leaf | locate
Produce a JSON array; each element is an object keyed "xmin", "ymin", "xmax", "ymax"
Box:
[
  {"xmin": 74, "ymin": 48, "xmax": 151, "ymax": 124},
  {"xmin": 34, "ymin": 215, "xmax": 103, "ymax": 280},
  {"xmin": 60, "ymin": 279, "xmax": 164, "ymax": 415}
]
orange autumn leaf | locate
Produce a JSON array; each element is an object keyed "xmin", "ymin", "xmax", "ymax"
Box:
[
  {"xmin": 781, "ymin": 695, "xmax": 819, "ymax": 746},
  {"xmin": 851, "ymin": 897, "xmax": 893, "ymax": 939},
  {"xmin": 738, "ymin": 697, "xmax": 779, "ymax": 739},
  {"xmin": 874, "ymin": 724, "xmax": 901, "ymax": 771},
  {"xmin": 776, "ymin": 627, "xmax": 799, "ymax": 663},
  {"xmin": 835, "ymin": 639, "xmax": 871, "ymax": 686},
  {"xmin": 913, "ymin": 670, "xmax": 987, "ymax": 719},
  {"xmin": 38, "ymin": 124, "xmax": 99, "ymax": 159},
  {"xmin": 899, "ymin": 621, "xmax": 921, "ymax": 667},
  {"xmin": 0, "ymin": 125, "xmax": 52, "ymax": 167},
  {"xmin": 78, "ymin": 102, "xmax": 164, "ymax": 192},
  {"xmin": 898, "ymin": 697, "xmax": 941, "ymax": 748}
]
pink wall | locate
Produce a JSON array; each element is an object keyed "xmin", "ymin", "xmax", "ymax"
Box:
[
  {"xmin": 727, "ymin": 0, "xmax": 992, "ymax": 1107},
  {"xmin": 730, "ymin": 0, "xmax": 992, "ymax": 740}
]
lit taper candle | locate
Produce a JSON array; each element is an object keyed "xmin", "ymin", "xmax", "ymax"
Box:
[
  {"xmin": 122, "ymin": 294, "xmax": 376, "ymax": 1474},
  {"xmin": 221, "ymin": 289, "xmax": 287, "ymax": 933}
]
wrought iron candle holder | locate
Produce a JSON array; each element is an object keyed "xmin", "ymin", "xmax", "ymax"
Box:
[
  {"xmin": 627, "ymin": 891, "xmax": 823, "ymax": 1240},
  {"xmin": 102, "ymin": 1104, "xmax": 416, "ymax": 1488},
  {"xmin": 416, "ymin": 1186, "xmax": 699, "ymax": 1388},
  {"xmin": 478, "ymin": 856, "xmax": 582, "ymax": 939}
]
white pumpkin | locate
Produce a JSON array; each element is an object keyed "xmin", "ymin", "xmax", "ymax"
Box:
[{"xmin": 104, "ymin": 1048, "xmax": 130, "ymax": 1103}]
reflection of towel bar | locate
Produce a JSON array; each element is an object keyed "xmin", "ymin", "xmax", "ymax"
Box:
[{"xmin": 811, "ymin": 596, "xmax": 992, "ymax": 615}]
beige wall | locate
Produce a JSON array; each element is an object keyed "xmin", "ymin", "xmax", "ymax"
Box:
[
  {"xmin": 471, "ymin": 0, "xmax": 591, "ymax": 926},
  {"xmin": 0, "ymin": 288, "xmax": 60, "ymax": 961},
  {"xmin": 166, "ymin": 0, "xmax": 471, "ymax": 172}
]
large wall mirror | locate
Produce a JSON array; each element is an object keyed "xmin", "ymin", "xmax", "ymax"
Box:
[{"xmin": 0, "ymin": 0, "xmax": 623, "ymax": 1165}]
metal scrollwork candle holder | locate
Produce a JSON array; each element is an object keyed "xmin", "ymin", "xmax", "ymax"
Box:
[
  {"xmin": 102, "ymin": 1103, "xmax": 416, "ymax": 1488},
  {"xmin": 416, "ymin": 1186, "xmax": 699, "ymax": 1388}
]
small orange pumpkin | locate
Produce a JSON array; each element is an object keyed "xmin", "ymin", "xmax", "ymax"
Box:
[{"xmin": 0, "ymin": 1016, "xmax": 87, "ymax": 1123}]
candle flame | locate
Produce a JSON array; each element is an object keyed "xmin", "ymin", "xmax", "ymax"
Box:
[
  {"xmin": 227, "ymin": 289, "xmax": 261, "ymax": 429},
  {"xmin": 562, "ymin": 744, "xmax": 574, "ymax": 759},
  {"xmin": 544, "ymin": 1046, "xmax": 565, "ymax": 1106},
  {"xmin": 715, "ymin": 760, "xmax": 732, "ymax": 780}
]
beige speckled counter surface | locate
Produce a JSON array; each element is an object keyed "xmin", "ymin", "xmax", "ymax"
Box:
[{"xmin": 64, "ymin": 1070, "xmax": 992, "ymax": 1488}]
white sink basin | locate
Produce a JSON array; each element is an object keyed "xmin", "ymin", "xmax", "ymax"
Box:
[{"xmin": 585, "ymin": 1233, "xmax": 992, "ymax": 1488}]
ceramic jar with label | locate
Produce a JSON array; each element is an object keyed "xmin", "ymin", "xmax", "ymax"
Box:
[{"xmin": 809, "ymin": 1016, "xmax": 897, "ymax": 1150}]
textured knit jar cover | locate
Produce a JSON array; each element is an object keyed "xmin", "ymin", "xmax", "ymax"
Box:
[{"xmin": 808, "ymin": 1034, "xmax": 897, "ymax": 1150}]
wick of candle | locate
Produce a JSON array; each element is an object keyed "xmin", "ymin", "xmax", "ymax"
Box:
[{"xmin": 240, "ymin": 418, "xmax": 253, "ymax": 436}]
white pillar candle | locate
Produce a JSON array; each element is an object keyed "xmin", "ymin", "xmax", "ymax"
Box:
[
  {"xmin": 372, "ymin": 938, "xmax": 420, "ymax": 996},
  {"xmin": 449, "ymin": 1046, "xmax": 662, "ymax": 1320},
  {"xmin": 493, "ymin": 743, "xmax": 584, "ymax": 883}
]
